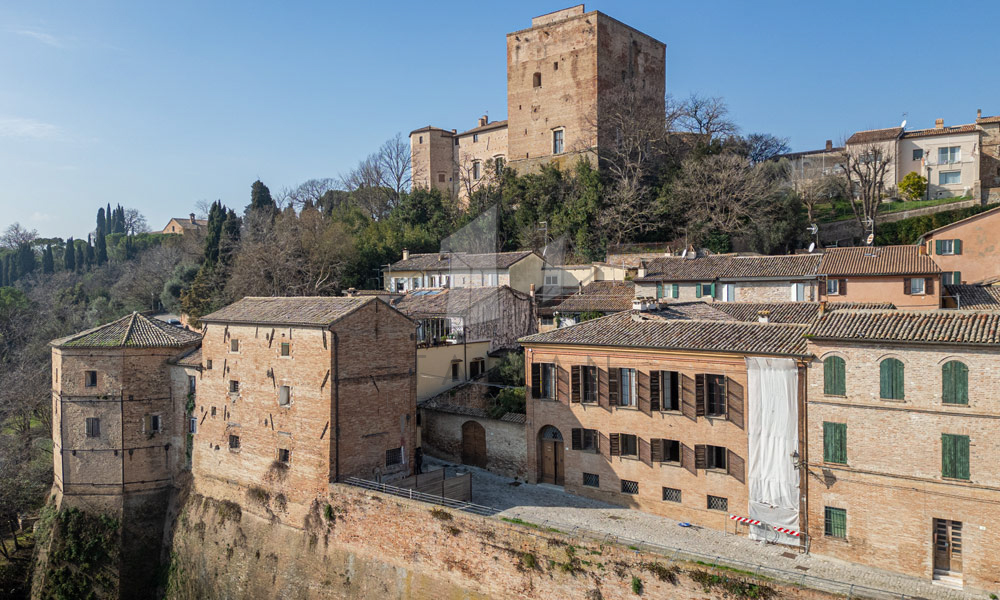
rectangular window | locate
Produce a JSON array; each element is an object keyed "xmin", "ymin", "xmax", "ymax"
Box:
[
  {"xmin": 656, "ymin": 371, "xmax": 680, "ymax": 411},
  {"xmin": 938, "ymin": 146, "xmax": 960, "ymax": 164},
  {"xmin": 189, "ymin": 417, "xmax": 197, "ymax": 434},
  {"xmin": 619, "ymin": 368, "xmax": 637, "ymax": 407},
  {"xmin": 662, "ymin": 487, "xmax": 682, "ymax": 503},
  {"xmin": 824, "ymin": 507, "xmax": 847, "ymax": 538},
  {"xmin": 210, "ymin": 406, "xmax": 217, "ymax": 417},
  {"xmin": 940, "ymin": 170, "xmax": 961, "ymax": 185},
  {"xmin": 230, "ymin": 339, "xmax": 239, "ymax": 352},
  {"xmin": 580, "ymin": 366, "xmax": 598, "ymax": 403},
  {"xmin": 385, "ymin": 447, "xmax": 403, "ymax": 466},
  {"xmin": 470, "ymin": 358, "xmax": 485, "ymax": 379},
  {"xmin": 910, "ymin": 277, "xmax": 925, "ymax": 295},
  {"xmin": 85, "ymin": 370, "xmax": 97, "ymax": 388},
  {"xmin": 553, "ymin": 129, "xmax": 564, "ymax": 154},
  {"xmin": 706, "ymin": 375, "xmax": 726, "ymax": 416},
  {"xmin": 472, "ymin": 133, "xmax": 479, "ymax": 143},
  {"xmin": 583, "ymin": 472, "xmax": 600, "ymax": 488},
  {"xmin": 942, "ymin": 434, "xmax": 970, "ymax": 480},
  {"xmin": 721, "ymin": 283, "xmax": 735, "ymax": 302},
  {"xmin": 280, "ymin": 342, "xmax": 290, "ymax": 357},
  {"xmin": 823, "ymin": 422, "xmax": 847, "ymax": 464},
  {"xmin": 188, "ymin": 375, "xmax": 196, "ymax": 395},
  {"xmin": 472, "ymin": 161, "xmax": 482, "ymax": 180},
  {"xmin": 451, "ymin": 362, "xmax": 460, "ymax": 381},
  {"xmin": 540, "ymin": 316, "xmax": 554, "ymax": 326},
  {"xmin": 826, "ymin": 279, "xmax": 840, "ymax": 295},
  {"xmin": 229, "ymin": 380, "xmax": 240, "ymax": 394},
  {"xmin": 707, "ymin": 495, "xmax": 728, "ymax": 512},
  {"xmin": 437, "ymin": 173, "xmax": 446, "ymax": 183},
  {"xmin": 621, "ymin": 479, "xmax": 639, "ymax": 495},
  {"xmin": 572, "ymin": 428, "xmax": 599, "ymax": 452},
  {"xmin": 793, "ymin": 282, "xmax": 806, "ymax": 301},
  {"xmin": 85, "ymin": 417, "xmax": 101, "ymax": 438},
  {"xmin": 206, "ymin": 359, "xmax": 213, "ymax": 370},
  {"xmin": 544, "ymin": 274, "xmax": 558, "ymax": 286},
  {"xmin": 658, "ymin": 439, "xmax": 680, "ymax": 463},
  {"xmin": 278, "ymin": 385, "xmax": 291, "ymax": 407},
  {"xmin": 942, "ymin": 271, "xmax": 962, "ymax": 285},
  {"xmin": 229, "ymin": 435, "xmax": 240, "ymax": 450},
  {"xmin": 533, "ymin": 363, "xmax": 556, "ymax": 399},
  {"xmin": 145, "ymin": 414, "xmax": 161, "ymax": 433},
  {"xmin": 619, "ymin": 433, "xmax": 638, "ymax": 457},
  {"xmin": 912, "ymin": 148, "xmax": 923, "ymax": 161},
  {"xmin": 277, "ymin": 448, "xmax": 290, "ymax": 463},
  {"xmin": 938, "ymin": 239, "xmax": 955, "ymax": 255},
  {"xmin": 698, "ymin": 283, "xmax": 713, "ymax": 297},
  {"xmin": 706, "ymin": 445, "xmax": 728, "ymax": 470}
]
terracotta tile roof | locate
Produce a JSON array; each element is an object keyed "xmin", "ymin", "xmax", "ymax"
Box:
[
  {"xmin": 846, "ymin": 127, "xmax": 903, "ymax": 145},
  {"xmin": 605, "ymin": 251, "xmax": 669, "ymax": 269},
  {"xmin": 457, "ymin": 120, "xmax": 508, "ymax": 137},
  {"xmin": 944, "ymin": 285, "xmax": 1000, "ymax": 309},
  {"xmin": 818, "ymin": 245, "xmax": 940, "ymax": 276},
  {"xmin": 902, "ymin": 124, "xmax": 979, "ymax": 139},
  {"xmin": 391, "ymin": 286, "xmax": 529, "ymax": 318},
  {"xmin": 389, "ymin": 251, "xmax": 536, "ymax": 271},
  {"xmin": 806, "ymin": 309, "xmax": 1000, "ymax": 346},
  {"xmin": 554, "ymin": 281, "xmax": 635, "ymax": 313},
  {"xmin": 409, "ymin": 125, "xmax": 455, "ymax": 136},
  {"xmin": 977, "ymin": 115, "xmax": 1000, "ymax": 124},
  {"xmin": 170, "ymin": 346, "xmax": 203, "ymax": 368},
  {"xmin": 166, "ymin": 217, "xmax": 209, "ymax": 229},
  {"xmin": 635, "ymin": 254, "xmax": 821, "ymax": 282},
  {"xmin": 200, "ymin": 296, "xmax": 382, "ymax": 326},
  {"xmin": 917, "ymin": 204, "xmax": 1000, "ymax": 241},
  {"xmin": 52, "ymin": 312, "xmax": 202, "ymax": 349},
  {"xmin": 520, "ymin": 310, "xmax": 808, "ymax": 356},
  {"xmin": 711, "ymin": 302, "xmax": 895, "ymax": 324}
]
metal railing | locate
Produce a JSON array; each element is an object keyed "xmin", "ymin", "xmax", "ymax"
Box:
[{"xmin": 337, "ymin": 477, "xmax": 972, "ymax": 600}]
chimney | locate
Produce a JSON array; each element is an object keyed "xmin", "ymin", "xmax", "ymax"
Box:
[
  {"xmin": 757, "ymin": 310, "xmax": 771, "ymax": 324},
  {"xmin": 978, "ymin": 109, "xmax": 983, "ymax": 120},
  {"xmin": 825, "ymin": 139, "xmax": 833, "ymax": 151},
  {"xmin": 637, "ymin": 260, "xmax": 647, "ymax": 279},
  {"xmin": 402, "ymin": 248, "xmax": 409, "ymax": 261},
  {"xmin": 189, "ymin": 213, "xmax": 196, "ymax": 224},
  {"xmin": 935, "ymin": 118, "xmax": 944, "ymax": 129},
  {"xmin": 478, "ymin": 115, "xmax": 488, "ymax": 127},
  {"xmin": 818, "ymin": 301, "xmax": 827, "ymax": 317}
]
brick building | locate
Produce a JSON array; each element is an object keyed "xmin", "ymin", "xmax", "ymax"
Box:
[
  {"xmin": 804, "ymin": 309, "xmax": 1000, "ymax": 590},
  {"xmin": 551, "ymin": 280, "xmax": 635, "ymax": 328},
  {"xmin": 192, "ymin": 296, "xmax": 417, "ymax": 525},
  {"xmin": 519, "ymin": 307, "xmax": 810, "ymax": 539},
  {"xmin": 918, "ymin": 204, "xmax": 1000, "ymax": 287},
  {"xmin": 411, "ymin": 5, "xmax": 666, "ymax": 201},
  {"xmin": 817, "ymin": 245, "xmax": 941, "ymax": 310}
]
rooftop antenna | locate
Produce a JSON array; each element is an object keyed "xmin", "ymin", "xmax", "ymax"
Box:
[
  {"xmin": 901, "ymin": 112, "xmax": 907, "ymax": 130},
  {"xmin": 807, "ymin": 242, "xmax": 816, "ymax": 253}
]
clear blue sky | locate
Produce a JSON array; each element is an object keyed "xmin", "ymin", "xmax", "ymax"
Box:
[{"xmin": 3, "ymin": 1, "xmax": 999, "ymax": 239}]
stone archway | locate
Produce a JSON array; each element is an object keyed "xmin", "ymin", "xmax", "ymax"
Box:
[{"xmin": 537, "ymin": 425, "xmax": 564, "ymax": 485}]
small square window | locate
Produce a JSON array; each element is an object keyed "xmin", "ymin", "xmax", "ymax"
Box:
[
  {"xmin": 385, "ymin": 447, "xmax": 403, "ymax": 466},
  {"xmin": 278, "ymin": 385, "xmax": 291, "ymax": 407},
  {"xmin": 706, "ymin": 445, "xmax": 728, "ymax": 470},
  {"xmin": 229, "ymin": 380, "xmax": 240, "ymax": 394},
  {"xmin": 230, "ymin": 339, "xmax": 239, "ymax": 352},
  {"xmin": 280, "ymin": 342, "xmax": 290, "ymax": 357},
  {"xmin": 277, "ymin": 448, "xmax": 290, "ymax": 463},
  {"xmin": 210, "ymin": 406, "xmax": 217, "ymax": 417},
  {"xmin": 206, "ymin": 359, "xmax": 213, "ymax": 370},
  {"xmin": 85, "ymin": 417, "xmax": 101, "ymax": 438},
  {"xmin": 662, "ymin": 487, "xmax": 682, "ymax": 503},
  {"xmin": 438, "ymin": 173, "xmax": 446, "ymax": 183},
  {"xmin": 229, "ymin": 435, "xmax": 240, "ymax": 450},
  {"xmin": 910, "ymin": 278, "xmax": 925, "ymax": 295},
  {"xmin": 912, "ymin": 148, "xmax": 923, "ymax": 161},
  {"xmin": 621, "ymin": 479, "xmax": 639, "ymax": 495},
  {"xmin": 583, "ymin": 472, "xmax": 600, "ymax": 488},
  {"xmin": 619, "ymin": 433, "xmax": 638, "ymax": 457},
  {"xmin": 826, "ymin": 279, "xmax": 840, "ymax": 295},
  {"xmin": 85, "ymin": 371, "xmax": 97, "ymax": 387},
  {"xmin": 824, "ymin": 506, "xmax": 847, "ymax": 538},
  {"xmin": 146, "ymin": 414, "xmax": 161, "ymax": 433},
  {"xmin": 707, "ymin": 495, "xmax": 728, "ymax": 512}
]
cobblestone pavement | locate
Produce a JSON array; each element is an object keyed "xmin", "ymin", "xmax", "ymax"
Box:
[{"xmin": 423, "ymin": 457, "xmax": 986, "ymax": 600}]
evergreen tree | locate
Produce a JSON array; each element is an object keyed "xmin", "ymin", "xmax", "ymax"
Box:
[
  {"xmin": 247, "ymin": 180, "xmax": 276, "ymax": 216},
  {"xmin": 1, "ymin": 256, "xmax": 7, "ymax": 286},
  {"xmin": 17, "ymin": 244, "xmax": 35, "ymax": 276},
  {"xmin": 64, "ymin": 237, "xmax": 76, "ymax": 271},
  {"xmin": 42, "ymin": 244, "xmax": 54, "ymax": 274},
  {"xmin": 85, "ymin": 239, "xmax": 95, "ymax": 269},
  {"xmin": 96, "ymin": 230, "xmax": 108, "ymax": 264},
  {"xmin": 219, "ymin": 209, "xmax": 241, "ymax": 266},
  {"xmin": 75, "ymin": 245, "xmax": 85, "ymax": 273},
  {"xmin": 203, "ymin": 201, "xmax": 225, "ymax": 265},
  {"xmin": 5, "ymin": 254, "xmax": 16, "ymax": 284},
  {"xmin": 106, "ymin": 203, "xmax": 112, "ymax": 232},
  {"xmin": 96, "ymin": 207, "xmax": 106, "ymax": 237}
]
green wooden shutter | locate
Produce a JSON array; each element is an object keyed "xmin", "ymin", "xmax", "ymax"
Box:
[
  {"xmin": 879, "ymin": 360, "xmax": 890, "ymax": 399},
  {"xmin": 942, "ymin": 361, "xmax": 968, "ymax": 405},
  {"xmin": 656, "ymin": 283, "xmax": 663, "ymax": 299},
  {"xmin": 671, "ymin": 284, "xmax": 679, "ymax": 298},
  {"xmin": 824, "ymin": 357, "xmax": 845, "ymax": 396},
  {"xmin": 942, "ymin": 434, "xmax": 970, "ymax": 480},
  {"xmin": 695, "ymin": 284, "xmax": 702, "ymax": 298},
  {"xmin": 954, "ymin": 271, "xmax": 961, "ymax": 285},
  {"xmin": 881, "ymin": 359, "xmax": 903, "ymax": 399},
  {"xmin": 710, "ymin": 282, "xmax": 717, "ymax": 298},
  {"xmin": 954, "ymin": 239, "xmax": 962, "ymax": 255},
  {"xmin": 894, "ymin": 359, "xmax": 904, "ymax": 399},
  {"xmin": 942, "ymin": 361, "xmax": 954, "ymax": 404},
  {"xmin": 823, "ymin": 422, "xmax": 846, "ymax": 464},
  {"xmin": 935, "ymin": 240, "xmax": 944, "ymax": 255}
]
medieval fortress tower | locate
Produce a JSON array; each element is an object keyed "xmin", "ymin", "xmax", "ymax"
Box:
[{"xmin": 410, "ymin": 5, "xmax": 666, "ymax": 201}]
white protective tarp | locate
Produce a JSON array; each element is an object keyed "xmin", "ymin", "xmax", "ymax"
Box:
[{"xmin": 745, "ymin": 357, "xmax": 800, "ymax": 546}]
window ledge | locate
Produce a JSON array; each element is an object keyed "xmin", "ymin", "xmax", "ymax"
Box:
[
  {"xmin": 705, "ymin": 468, "xmax": 728, "ymax": 475},
  {"xmin": 615, "ymin": 405, "xmax": 639, "ymax": 411},
  {"xmin": 942, "ymin": 476, "xmax": 971, "ymax": 483},
  {"xmin": 658, "ymin": 409, "xmax": 683, "ymax": 415},
  {"xmin": 823, "ymin": 394, "xmax": 847, "ymax": 399},
  {"xmin": 822, "ymin": 461, "xmax": 847, "ymax": 467},
  {"xmin": 879, "ymin": 397, "xmax": 906, "ymax": 403},
  {"xmin": 823, "ymin": 535, "xmax": 849, "ymax": 543},
  {"xmin": 658, "ymin": 461, "xmax": 682, "ymax": 468}
]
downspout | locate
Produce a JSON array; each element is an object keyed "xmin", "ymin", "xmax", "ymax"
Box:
[
  {"xmin": 797, "ymin": 360, "xmax": 809, "ymax": 552},
  {"xmin": 332, "ymin": 329, "xmax": 340, "ymax": 482}
]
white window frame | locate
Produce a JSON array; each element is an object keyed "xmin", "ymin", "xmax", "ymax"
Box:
[
  {"xmin": 939, "ymin": 239, "xmax": 955, "ymax": 255},
  {"xmin": 552, "ymin": 129, "xmax": 565, "ymax": 154},
  {"xmin": 619, "ymin": 368, "xmax": 638, "ymax": 407},
  {"xmin": 938, "ymin": 146, "xmax": 961, "ymax": 165},
  {"xmin": 939, "ymin": 170, "xmax": 961, "ymax": 185},
  {"xmin": 189, "ymin": 417, "xmax": 197, "ymax": 434},
  {"xmin": 721, "ymin": 283, "xmax": 735, "ymax": 302},
  {"xmin": 792, "ymin": 282, "xmax": 806, "ymax": 301},
  {"xmin": 472, "ymin": 160, "xmax": 482, "ymax": 180},
  {"xmin": 278, "ymin": 385, "xmax": 292, "ymax": 407},
  {"xmin": 826, "ymin": 279, "xmax": 840, "ymax": 295},
  {"xmin": 910, "ymin": 278, "xmax": 925, "ymax": 295}
]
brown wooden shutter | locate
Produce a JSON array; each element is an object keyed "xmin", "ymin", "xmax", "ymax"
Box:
[
  {"xmin": 695, "ymin": 374, "xmax": 706, "ymax": 417},
  {"xmin": 598, "ymin": 367, "xmax": 609, "ymax": 410},
  {"xmin": 649, "ymin": 371, "xmax": 661, "ymax": 412},
  {"xmin": 903, "ymin": 278, "xmax": 911, "ymax": 295},
  {"xmin": 599, "ymin": 432, "xmax": 610, "ymax": 458},
  {"xmin": 650, "ymin": 438, "xmax": 663, "ymax": 463},
  {"xmin": 727, "ymin": 450, "xmax": 745, "ymax": 484},
  {"xmin": 531, "ymin": 362, "xmax": 541, "ymax": 398},
  {"xmin": 926, "ymin": 277, "xmax": 935, "ymax": 294},
  {"xmin": 694, "ymin": 444, "xmax": 707, "ymax": 469},
  {"xmin": 639, "ymin": 437, "xmax": 651, "ymax": 466},
  {"xmin": 558, "ymin": 366, "xmax": 570, "ymax": 404},
  {"xmin": 571, "ymin": 428, "xmax": 582, "ymax": 450},
  {"xmin": 726, "ymin": 378, "xmax": 744, "ymax": 429},
  {"xmin": 608, "ymin": 368, "xmax": 620, "ymax": 405},
  {"xmin": 570, "ymin": 365, "xmax": 581, "ymax": 403},
  {"xmin": 681, "ymin": 443, "xmax": 696, "ymax": 474},
  {"xmin": 839, "ymin": 279, "xmax": 847, "ymax": 295},
  {"xmin": 681, "ymin": 374, "xmax": 697, "ymax": 420},
  {"xmin": 609, "ymin": 433, "xmax": 621, "ymax": 456},
  {"xmin": 638, "ymin": 370, "xmax": 651, "ymax": 414}
]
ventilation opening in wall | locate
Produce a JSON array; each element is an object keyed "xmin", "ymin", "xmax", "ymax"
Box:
[{"xmin": 533, "ymin": 72, "xmax": 541, "ymax": 87}]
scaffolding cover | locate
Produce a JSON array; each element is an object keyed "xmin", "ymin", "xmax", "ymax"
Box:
[{"xmin": 745, "ymin": 357, "xmax": 800, "ymax": 546}]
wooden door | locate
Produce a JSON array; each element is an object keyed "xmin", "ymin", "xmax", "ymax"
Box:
[
  {"xmin": 933, "ymin": 519, "xmax": 963, "ymax": 573},
  {"xmin": 461, "ymin": 421, "xmax": 487, "ymax": 468},
  {"xmin": 540, "ymin": 440, "xmax": 556, "ymax": 484},
  {"xmin": 554, "ymin": 442, "xmax": 564, "ymax": 485}
]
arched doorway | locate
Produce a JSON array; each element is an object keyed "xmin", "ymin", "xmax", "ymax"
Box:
[
  {"xmin": 537, "ymin": 425, "xmax": 564, "ymax": 485},
  {"xmin": 461, "ymin": 421, "xmax": 487, "ymax": 468}
]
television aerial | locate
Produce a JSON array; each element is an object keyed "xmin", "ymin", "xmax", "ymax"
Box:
[{"xmin": 806, "ymin": 223, "xmax": 818, "ymax": 235}]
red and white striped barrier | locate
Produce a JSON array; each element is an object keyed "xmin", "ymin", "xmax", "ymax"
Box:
[
  {"xmin": 729, "ymin": 515, "xmax": 801, "ymax": 537},
  {"xmin": 774, "ymin": 526, "xmax": 801, "ymax": 537},
  {"xmin": 729, "ymin": 515, "xmax": 762, "ymax": 526}
]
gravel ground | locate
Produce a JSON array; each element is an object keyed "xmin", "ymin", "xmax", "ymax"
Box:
[{"xmin": 423, "ymin": 456, "xmax": 984, "ymax": 600}]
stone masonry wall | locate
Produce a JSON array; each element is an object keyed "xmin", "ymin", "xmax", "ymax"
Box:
[
  {"xmin": 421, "ymin": 410, "xmax": 526, "ymax": 478},
  {"xmin": 165, "ymin": 483, "xmax": 838, "ymax": 600}
]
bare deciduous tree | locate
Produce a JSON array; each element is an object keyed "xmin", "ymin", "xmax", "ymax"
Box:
[
  {"xmin": 799, "ymin": 173, "xmax": 849, "ymax": 223},
  {"xmin": 122, "ymin": 208, "xmax": 149, "ymax": 235},
  {"xmin": 843, "ymin": 143, "xmax": 894, "ymax": 238},
  {"xmin": 111, "ymin": 246, "xmax": 184, "ymax": 310},
  {"xmin": 1, "ymin": 223, "xmax": 38, "ymax": 249},
  {"xmin": 340, "ymin": 133, "xmax": 412, "ymax": 219},
  {"xmin": 675, "ymin": 93, "xmax": 739, "ymax": 145},
  {"xmin": 671, "ymin": 153, "xmax": 778, "ymax": 237}
]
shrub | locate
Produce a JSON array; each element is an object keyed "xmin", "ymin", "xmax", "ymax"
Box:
[
  {"xmin": 689, "ymin": 569, "xmax": 776, "ymax": 599},
  {"xmin": 247, "ymin": 486, "xmax": 270, "ymax": 507},
  {"xmin": 430, "ymin": 507, "xmax": 453, "ymax": 521},
  {"xmin": 631, "ymin": 575, "xmax": 643, "ymax": 594},
  {"xmin": 898, "ymin": 171, "xmax": 928, "ymax": 201},
  {"xmin": 641, "ymin": 561, "xmax": 679, "ymax": 583},
  {"xmin": 323, "ymin": 503, "xmax": 335, "ymax": 521},
  {"xmin": 520, "ymin": 552, "xmax": 537, "ymax": 570}
]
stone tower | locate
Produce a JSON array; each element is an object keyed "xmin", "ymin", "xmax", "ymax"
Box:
[{"xmin": 410, "ymin": 126, "xmax": 458, "ymax": 196}]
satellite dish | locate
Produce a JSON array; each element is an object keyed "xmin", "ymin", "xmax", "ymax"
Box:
[
  {"xmin": 865, "ymin": 233, "xmax": 874, "ymax": 245},
  {"xmin": 808, "ymin": 242, "xmax": 816, "ymax": 253},
  {"xmin": 681, "ymin": 248, "xmax": 688, "ymax": 258},
  {"xmin": 901, "ymin": 119, "xmax": 907, "ymax": 129}
]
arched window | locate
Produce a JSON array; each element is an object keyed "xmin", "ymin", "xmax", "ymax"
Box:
[
  {"xmin": 879, "ymin": 358, "xmax": 904, "ymax": 400},
  {"xmin": 823, "ymin": 356, "xmax": 846, "ymax": 396},
  {"xmin": 942, "ymin": 360, "xmax": 969, "ymax": 405},
  {"xmin": 539, "ymin": 425, "xmax": 563, "ymax": 441},
  {"xmin": 533, "ymin": 72, "xmax": 542, "ymax": 88}
]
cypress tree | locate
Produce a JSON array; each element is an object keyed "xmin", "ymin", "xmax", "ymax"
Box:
[
  {"xmin": 203, "ymin": 201, "xmax": 225, "ymax": 265},
  {"xmin": 96, "ymin": 231, "xmax": 108, "ymax": 265},
  {"xmin": 85, "ymin": 239, "xmax": 94, "ymax": 269},
  {"xmin": 117, "ymin": 205, "xmax": 126, "ymax": 234},
  {"xmin": 75, "ymin": 245, "xmax": 85, "ymax": 273},
  {"xmin": 1, "ymin": 256, "xmax": 7, "ymax": 286},
  {"xmin": 42, "ymin": 244, "xmax": 54, "ymax": 274},
  {"xmin": 219, "ymin": 209, "xmax": 241, "ymax": 266},
  {"xmin": 64, "ymin": 238, "xmax": 76, "ymax": 271},
  {"xmin": 17, "ymin": 244, "xmax": 35, "ymax": 276},
  {"xmin": 106, "ymin": 203, "xmax": 112, "ymax": 231},
  {"xmin": 6, "ymin": 254, "xmax": 16, "ymax": 283},
  {"xmin": 247, "ymin": 180, "xmax": 276, "ymax": 216},
  {"xmin": 96, "ymin": 207, "xmax": 106, "ymax": 237}
]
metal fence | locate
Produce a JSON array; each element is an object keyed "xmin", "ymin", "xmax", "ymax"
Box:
[{"xmin": 337, "ymin": 477, "xmax": 971, "ymax": 600}]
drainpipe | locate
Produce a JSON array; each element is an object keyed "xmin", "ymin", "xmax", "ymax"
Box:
[{"xmin": 332, "ymin": 330, "xmax": 340, "ymax": 482}]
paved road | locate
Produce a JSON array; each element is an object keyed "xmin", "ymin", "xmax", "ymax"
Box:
[{"xmin": 424, "ymin": 457, "xmax": 984, "ymax": 600}]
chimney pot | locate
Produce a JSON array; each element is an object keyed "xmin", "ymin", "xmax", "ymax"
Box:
[
  {"xmin": 190, "ymin": 213, "xmax": 196, "ymax": 223},
  {"xmin": 978, "ymin": 109, "xmax": 983, "ymax": 119},
  {"xmin": 935, "ymin": 118, "xmax": 944, "ymax": 129},
  {"xmin": 825, "ymin": 139, "xmax": 833, "ymax": 151},
  {"xmin": 757, "ymin": 310, "xmax": 771, "ymax": 324},
  {"xmin": 402, "ymin": 248, "xmax": 409, "ymax": 261},
  {"xmin": 818, "ymin": 301, "xmax": 827, "ymax": 317}
]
